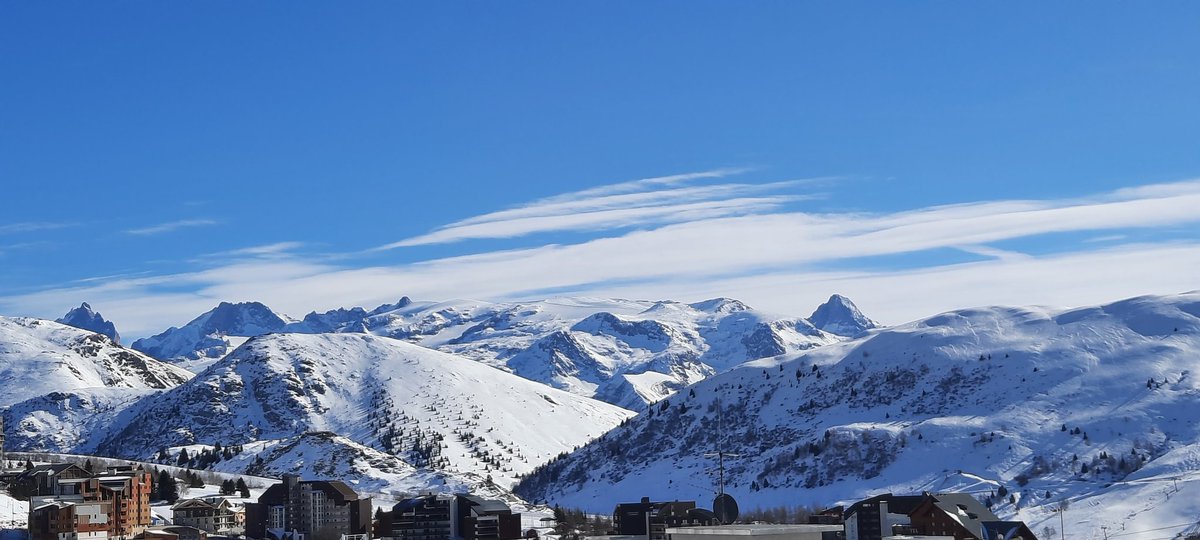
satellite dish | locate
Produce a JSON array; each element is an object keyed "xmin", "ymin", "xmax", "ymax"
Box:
[{"xmin": 713, "ymin": 494, "xmax": 739, "ymax": 525}]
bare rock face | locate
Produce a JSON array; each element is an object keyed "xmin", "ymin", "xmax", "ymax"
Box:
[
  {"xmin": 57, "ymin": 302, "xmax": 121, "ymax": 344},
  {"xmin": 809, "ymin": 294, "xmax": 879, "ymax": 336}
]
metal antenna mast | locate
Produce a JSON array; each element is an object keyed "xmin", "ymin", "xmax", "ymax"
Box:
[{"xmin": 703, "ymin": 395, "xmax": 739, "ymax": 496}]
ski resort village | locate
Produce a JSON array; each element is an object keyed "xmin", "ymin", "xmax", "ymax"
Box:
[
  {"xmin": 6, "ymin": 3, "xmax": 1200, "ymax": 540},
  {"xmin": 2, "ymin": 293, "xmax": 1199, "ymax": 540}
]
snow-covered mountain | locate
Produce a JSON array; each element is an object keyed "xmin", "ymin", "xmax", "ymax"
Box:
[
  {"xmin": 98, "ymin": 332, "xmax": 634, "ymax": 491},
  {"xmin": 130, "ymin": 301, "xmax": 292, "ymax": 372},
  {"xmin": 0, "ymin": 316, "xmax": 191, "ymax": 407},
  {"xmin": 3, "ymin": 388, "xmax": 160, "ymax": 453},
  {"xmin": 515, "ymin": 292, "xmax": 1200, "ymax": 540},
  {"xmin": 0, "ymin": 316, "xmax": 194, "ymax": 454},
  {"xmin": 134, "ymin": 296, "xmax": 858, "ymax": 409},
  {"xmin": 56, "ymin": 302, "xmax": 121, "ymax": 344}
]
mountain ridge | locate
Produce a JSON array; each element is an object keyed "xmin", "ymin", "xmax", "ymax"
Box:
[{"xmin": 121, "ymin": 295, "xmax": 867, "ymax": 409}]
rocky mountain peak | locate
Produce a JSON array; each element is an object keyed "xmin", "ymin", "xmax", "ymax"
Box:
[
  {"xmin": 57, "ymin": 302, "xmax": 121, "ymax": 344},
  {"xmin": 808, "ymin": 294, "xmax": 878, "ymax": 336},
  {"xmin": 204, "ymin": 301, "xmax": 288, "ymax": 334}
]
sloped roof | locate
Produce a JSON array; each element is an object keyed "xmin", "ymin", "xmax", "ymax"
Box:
[
  {"xmin": 460, "ymin": 494, "xmax": 511, "ymax": 515},
  {"xmin": 980, "ymin": 520, "xmax": 1034, "ymax": 540},
  {"xmin": 392, "ymin": 493, "xmax": 454, "ymax": 514},
  {"xmin": 257, "ymin": 483, "xmax": 288, "ymax": 505},
  {"xmin": 18, "ymin": 463, "xmax": 87, "ymax": 480},
  {"xmin": 844, "ymin": 493, "xmax": 925, "ymax": 518},
  {"xmin": 172, "ymin": 499, "xmax": 218, "ymax": 511},
  {"xmin": 308, "ymin": 480, "xmax": 361, "ymax": 502},
  {"xmin": 928, "ymin": 493, "xmax": 999, "ymax": 537}
]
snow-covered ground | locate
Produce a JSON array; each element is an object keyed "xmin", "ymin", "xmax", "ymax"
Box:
[{"xmin": 0, "ymin": 490, "xmax": 28, "ymax": 533}]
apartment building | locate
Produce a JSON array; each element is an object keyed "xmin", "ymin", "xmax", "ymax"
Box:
[{"xmin": 245, "ymin": 475, "xmax": 371, "ymax": 540}]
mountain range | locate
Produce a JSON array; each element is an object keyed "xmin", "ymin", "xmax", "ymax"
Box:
[
  {"xmin": 514, "ymin": 292, "xmax": 1200, "ymax": 539},
  {"xmin": 126, "ymin": 295, "xmax": 875, "ymax": 409},
  {"xmin": 8, "ymin": 291, "xmax": 1200, "ymax": 539}
]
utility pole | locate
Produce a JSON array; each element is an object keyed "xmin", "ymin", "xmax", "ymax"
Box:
[{"xmin": 1101, "ymin": 526, "xmax": 1109, "ymax": 540}]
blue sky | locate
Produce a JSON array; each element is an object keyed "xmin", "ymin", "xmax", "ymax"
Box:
[{"xmin": 3, "ymin": 2, "xmax": 1200, "ymax": 337}]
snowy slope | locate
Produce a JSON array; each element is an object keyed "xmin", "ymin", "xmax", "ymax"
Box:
[
  {"xmin": 0, "ymin": 316, "xmax": 192, "ymax": 456},
  {"xmin": 515, "ymin": 292, "xmax": 1200, "ymax": 539},
  {"xmin": 2, "ymin": 388, "xmax": 161, "ymax": 453},
  {"xmin": 98, "ymin": 332, "xmax": 634, "ymax": 490},
  {"xmin": 0, "ymin": 316, "xmax": 192, "ymax": 407},
  {"xmin": 203, "ymin": 432, "xmax": 519, "ymax": 504},
  {"xmin": 134, "ymin": 296, "xmax": 854, "ymax": 409},
  {"xmin": 56, "ymin": 302, "xmax": 121, "ymax": 344},
  {"xmin": 1, "ymin": 490, "xmax": 28, "ymax": 532}
]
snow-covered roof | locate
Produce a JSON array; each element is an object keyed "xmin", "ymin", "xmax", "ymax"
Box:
[{"xmin": 664, "ymin": 525, "xmax": 844, "ymax": 536}]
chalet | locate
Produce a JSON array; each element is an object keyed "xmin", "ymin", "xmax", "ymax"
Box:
[
  {"xmin": 172, "ymin": 497, "xmax": 241, "ymax": 534},
  {"xmin": 907, "ymin": 494, "xmax": 1037, "ymax": 540},
  {"xmin": 12, "ymin": 463, "xmax": 92, "ymax": 497}
]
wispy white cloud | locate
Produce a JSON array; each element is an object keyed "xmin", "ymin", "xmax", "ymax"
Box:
[
  {"xmin": 954, "ymin": 244, "xmax": 1033, "ymax": 263},
  {"xmin": 536, "ymin": 167, "xmax": 755, "ymax": 203},
  {"xmin": 200, "ymin": 241, "xmax": 305, "ymax": 260},
  {"xmin": 1084, "ymin": 234, "xmax": 1129, "ymax": 243},
  {"xmin": 0, "ymin": 222, "xmax": 72, "ymax": 235},
  {"xmin": 381, "ymin": 194, "xmax": 806, "ymax": 249},
  {"xmin": 125, "ymin": 219, "xmax": 219, "ymax": 236},
  {"xmin": 375, "ymin": 168, "xmax": 810, "ymax": 249},
  {"xmin": 4, "ymin": 176, "xmax": 1200, "ymax": 338}
]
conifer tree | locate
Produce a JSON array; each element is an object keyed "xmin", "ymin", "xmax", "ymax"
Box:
[{"xmin": 157, "ymin": 471, "xmax": 179, "ymax": 503}]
